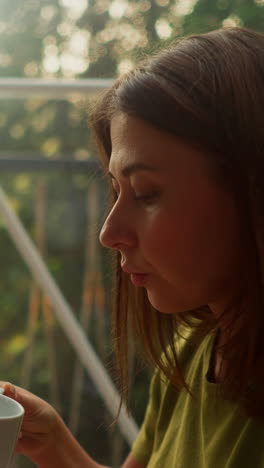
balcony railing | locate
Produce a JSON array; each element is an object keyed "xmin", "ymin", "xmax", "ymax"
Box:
[{"xmin": 0, "ymin": 77, "xmax": 114, "ymax": 99}]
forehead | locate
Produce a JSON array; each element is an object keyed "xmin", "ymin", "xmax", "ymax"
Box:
[
  {"xmin": 109, "ymin": 112, "xmax": 210, "ymax": 179},
  {"xmin": 110, "ymin": 113, "xmax": 163, "ymax": 172},
  {"xmin": 110, "ymin": 112, "xmax": 168, "ymax": 151}
]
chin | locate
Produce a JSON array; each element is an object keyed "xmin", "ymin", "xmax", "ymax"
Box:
[
  {"xmin": 146, "ymin": 289, "xmax": 187, "ymax": 315},
  {"xmin": 146, "ymin": 288, "xmax": 204, "ymax": 315}
]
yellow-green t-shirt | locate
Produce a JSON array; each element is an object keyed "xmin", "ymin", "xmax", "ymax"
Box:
[{"xmin": 132, "ymin": 330, "xmax": 264, "ymax": 467}]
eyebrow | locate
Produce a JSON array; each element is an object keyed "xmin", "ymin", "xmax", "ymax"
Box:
[{"xmin": 108, "ymin": 162, "xmax": 159, "ymax": 179}]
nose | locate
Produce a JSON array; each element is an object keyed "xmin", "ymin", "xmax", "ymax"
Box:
[{"xmin": 99, "ymin": 203, "xmax": 136, "ymax": 250}]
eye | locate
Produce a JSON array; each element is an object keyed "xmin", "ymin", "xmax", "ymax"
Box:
[{"xmin": 135, "ymin": 191, "xmax": 159, "ymax": 205}]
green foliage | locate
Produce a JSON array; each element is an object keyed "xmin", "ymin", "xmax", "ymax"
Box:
[{"xmin": 184, "ymin": 0, "xmax": 264, "ymax": 33}]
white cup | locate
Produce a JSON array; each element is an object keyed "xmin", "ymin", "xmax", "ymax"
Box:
[{"xmin": 0, "ymin": 392, "xmax": 24, "ymax": 468}]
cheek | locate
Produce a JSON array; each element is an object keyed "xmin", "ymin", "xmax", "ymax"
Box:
[
  {"xmin": 141, "ymin": 212, "xmax": 195, "ymax": 275},
  {"xmin": 142, "ymin": 196, "xmax": 242, "ymax": 287}
]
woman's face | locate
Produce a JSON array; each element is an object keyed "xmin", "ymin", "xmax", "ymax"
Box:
[{"xmin": 100, "ymin": 112, "xmax": 244, "ymax": 315}]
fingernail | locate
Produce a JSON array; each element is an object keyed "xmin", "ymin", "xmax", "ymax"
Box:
[{"xmin": 8, "ymin": 384, "xmax": 17, "ymax": 397}]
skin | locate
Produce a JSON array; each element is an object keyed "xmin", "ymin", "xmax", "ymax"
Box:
[{"xmin": 100, "ymin": 112, "xmax": 244, "ymax": 320}]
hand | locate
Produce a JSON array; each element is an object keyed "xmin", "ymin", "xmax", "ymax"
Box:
[
  {"xmin": 0, "ymin": 382, "xmax": 63, "ymax": 465},
  {"xmin": 0, "ymin": 382, "xmax": 109, "ymax": 468}
]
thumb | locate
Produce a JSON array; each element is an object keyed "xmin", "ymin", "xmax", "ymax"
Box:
[
  {"xmin": 0, "ymin": 382, "xmax": 37, "ymax": 415},
  {"xmin": 0, "ymin": 382, "xmax": 18, "ymax": 400}
]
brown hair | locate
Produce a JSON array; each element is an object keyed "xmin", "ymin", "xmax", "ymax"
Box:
[{"xmin": 90, "ymin": 27, "xmax": 264, "ymax": 419}]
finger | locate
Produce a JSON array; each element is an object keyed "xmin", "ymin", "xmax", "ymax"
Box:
[
  {"xmin": 15, "ymin": 434, "xmax": 40, "ymax": 456},
  {"xmin": 0, "ymin": 382, "xmax": 40, "ymax": 414},
  {"xmin": 0, "ymin": 382, "xmax": 17, "ymax": 399}
]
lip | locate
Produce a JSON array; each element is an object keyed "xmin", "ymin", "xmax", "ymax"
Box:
[
  {"xmin": 130, "ymin": 273, "xmax": 149, "ymax": 287},
  {"xmin": 121, "ymin": 263, "xmax": 143, "ymax": 274},
  {"xmin": 121, "ymin": 264, "xmax": 149, "ymax": 287}
]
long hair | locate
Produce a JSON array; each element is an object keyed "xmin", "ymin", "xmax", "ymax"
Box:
[{"xmin": 89, "ymin": 27, "xmax": 264, "ymax": 419}]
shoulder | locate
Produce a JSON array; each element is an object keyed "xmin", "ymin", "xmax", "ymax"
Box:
[
  {"xmin": 165, "ymin": 324, "xmax": 211, "ymax": 372},
  {"xmin": 156, "ymin": 325, "xmax": 216, "ymax": 394}
]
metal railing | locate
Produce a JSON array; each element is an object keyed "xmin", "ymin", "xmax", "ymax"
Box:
[{"xmin": 0, "ymin": 77, "xmax": 114, "ymax": 99}]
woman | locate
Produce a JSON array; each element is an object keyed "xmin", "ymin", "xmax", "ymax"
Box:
[{"xmin": 2, "ymin": 26, "xmax": 264, "ymax": 467}]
